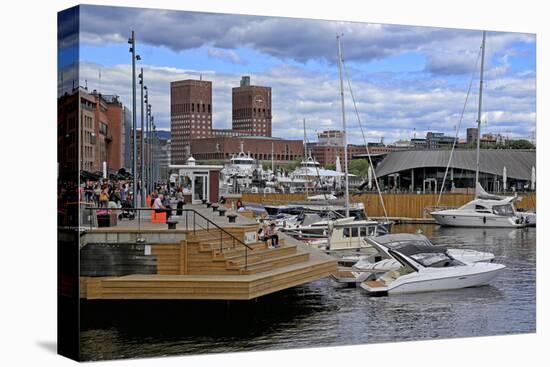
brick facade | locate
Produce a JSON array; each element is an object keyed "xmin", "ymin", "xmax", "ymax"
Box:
[
  {"xmin": 232, "ymin": 78, "xmax": 272, "ymax": 137},
  {"xmin": 190, "ymin": 137, "xmax": 304, "ymax": 162},
  {"xmin": 170, "ymin": 79, "xmax": 212, "ymax": 164}
]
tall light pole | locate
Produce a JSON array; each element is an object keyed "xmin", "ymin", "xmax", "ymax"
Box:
[
  {"xmin": 139, "ymin": 69, "xmax": 146, "ymax": 206},
  {"xmin": 128, "ymin": 31, "xmax": 140, "ymax": 209},
  {"xmin": 152, "ymin": 120, "xmax": 156, "ymax": 185},
  {"xmin": 143, "ymin": 87, "xmax": 149, "ymax": 191},
  {"xmin": 148, "ymin": 103, "xmax": 153, "ymax": 191}
]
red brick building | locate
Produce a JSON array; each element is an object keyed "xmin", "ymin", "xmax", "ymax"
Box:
[
  {"xmin": 170, "ymin": 79, "xmax": 212, "ymax": 164},
  {"xmin": 190, "ymin": 136, "xmax": 304, "ymax": 162},
  {"xmin": 311, "ymin": 144, "xmax": 368, "ymax": 168},
  {"xmin": 58, "ymin": 88, "xmax": 128, "ymax": 174},
  {"xmin": 232, "ymin": 76, "xmax": 272, "ymax": 137},
  {"xmin": 103, "ymin": 95, "xmax": 124, "ymax": 171}
]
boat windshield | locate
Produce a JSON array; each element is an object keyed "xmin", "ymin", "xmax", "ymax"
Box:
[
  {"xmin": 492, "ymin": 204, "xmax": 515, "ymax": 217},
  {"xmin": 410, "ymin": 252, "xmax": 463, "ymax": 268},
  {"xmin": 343, "ymin": 226, "xmax": 376, "ymax": 238}
]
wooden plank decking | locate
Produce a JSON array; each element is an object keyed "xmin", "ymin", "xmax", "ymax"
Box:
[{"xmin": 80, "ymin": 225, "xmax": 337, "ymax": 300}]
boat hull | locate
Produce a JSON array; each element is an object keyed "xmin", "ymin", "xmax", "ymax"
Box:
[
  {"xmin": 361, "ymin": 265, "xmax": 504, "ymax": 295},
  {"xmin": 431, "ymin": 211, "xmax": 527, "ymax": 228}
]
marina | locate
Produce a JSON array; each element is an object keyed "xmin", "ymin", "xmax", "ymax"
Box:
[
  {"xmin": 79, "ymin": 223, "xmax": 536, "ymax": 360},
  {"xmin": 54, "ymin": 8, "xmax": 538, "ymax": 362}
]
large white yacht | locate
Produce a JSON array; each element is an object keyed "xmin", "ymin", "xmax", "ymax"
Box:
[
  {"xmin": 430, "ymin": 31, "xmax": 533, "ymax": 228},
  {"xmin": 431, "ymin": 184, "xmax": 529, "ymax": 228},
  {"xmin": 358, "ymin": 235, "xmax": 505, "ymax": 295}
]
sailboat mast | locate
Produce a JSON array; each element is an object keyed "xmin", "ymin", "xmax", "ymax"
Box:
[
  {"xmin": 337, "ymin": 35, "xmax": 350, "ymax": 217},
  {"xmin": 303, "ymin": 118, "xmax": 309, "ymax": 196},
  {"xmin": 475, "ymin": 31, "xmax": 486, "ymax": 194}
]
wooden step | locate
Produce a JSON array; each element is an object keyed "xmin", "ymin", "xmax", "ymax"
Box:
[
  {"xmin": 229, "ymin": 251, "xmax": 310, "ymax": 272},
  {"xmin": 224, "ymin": 245, "xmax": 297, "ymax": 266}
]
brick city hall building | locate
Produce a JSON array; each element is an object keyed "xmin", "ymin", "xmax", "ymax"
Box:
[
  {"xmin": 170, "ymin": 79, "xmax": 213, "ymax": 164},
  {"xmin": 170, "ymin": 75, "xmax": 301, "ymax": 164}
]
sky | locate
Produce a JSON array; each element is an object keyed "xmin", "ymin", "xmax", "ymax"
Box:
[{"xmin": 58, "ymin": 5, "xmax": 536, "ymax": 145}]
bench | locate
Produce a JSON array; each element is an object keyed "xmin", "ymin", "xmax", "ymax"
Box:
[
  {"xmin": 227, "ymin": 214, "xmax": 237, "ymax": 223},
  {"xmin": 211, "ymin": 204, "xmax": 219, "ymax": 212},
  {"xmin": 151, "ymin": 210, "xmax": 167, "ymax": 223},
  {"xmin": 166, "ymin": 220, "xmax": 178, "ymax": 230},
  {"xmin": 218, "ymin": 208, "xmax": 227, "ymax": 216}
]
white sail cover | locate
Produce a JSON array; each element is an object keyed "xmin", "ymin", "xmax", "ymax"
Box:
[
  {"xmin": 503, "ymin": 166, "xmax": 507, "ymax": 191},
  {"xmin": 476, "ymin": 182, "xmax": 505, "ymax": 200},
  {"xmin": 335, "ymin": 156, "xmax": 342, "ymax": 189}
]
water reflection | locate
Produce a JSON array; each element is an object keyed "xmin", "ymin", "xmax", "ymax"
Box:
[{"xmin": 80, "ymin": 224, "xmax": 536, "ymax": 361}]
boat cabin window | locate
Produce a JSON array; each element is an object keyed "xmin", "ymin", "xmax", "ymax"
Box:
[
  {"xmin": 360, "ymin": 227, "xmax": 367, "ymax": 237},
  {"xmin": 410, "ymin": 252, "xmax": 464, "ymax": 268},
  {"xmin": 475, "ymin": 204, "xmax": 491, "ymax": 213},
  {"xmin": 493, "ymin": 204, "xmax": 515, "ymax": 217},
  {"xmin": 343, "ymin": 227, "xmax": 359, "ymax": 238}
]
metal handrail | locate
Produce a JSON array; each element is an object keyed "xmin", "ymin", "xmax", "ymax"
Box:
[{"xmin": 83, "ymin": 206, "xmax": 252, "ymax": 269}]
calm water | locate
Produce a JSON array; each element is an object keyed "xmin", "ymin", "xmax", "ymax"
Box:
[{"xmin": 80, "ymin": 225, "xmax": 536, "ymax": 361}]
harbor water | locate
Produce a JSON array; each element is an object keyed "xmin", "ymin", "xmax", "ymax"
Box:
[{"xmin": 80, "ymin": 225, "xmax": 536, "ymax": 361}]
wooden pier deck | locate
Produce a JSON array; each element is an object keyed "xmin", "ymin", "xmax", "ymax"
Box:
[{"xmin": 80, "ymin": 204, "xmax": 337, "ymax": 300}]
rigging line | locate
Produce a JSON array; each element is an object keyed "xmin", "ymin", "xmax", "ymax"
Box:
[
  {"xmin": 303, "ymin": 124, "xmax": 328, "ymax": 201},
  {"xmin": 437, "ymin": 43, "xmax": 483, "ymax": 207},
  {"xmin": 341, "ymin": 59, "xmax": 389, "ymax": 222}
]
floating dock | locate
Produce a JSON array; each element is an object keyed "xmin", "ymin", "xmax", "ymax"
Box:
[{"xmin": 79, "ymin": 205, "xmax": 337, "ymax": 300}]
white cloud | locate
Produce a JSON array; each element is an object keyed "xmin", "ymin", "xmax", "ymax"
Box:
[
  {"xmin": 68, "ymin": 58, "xmax": 535, "ymax": 145},
  {"xmin": 207, "ymin": 48, "xmax": 245, "ymax": 64}
]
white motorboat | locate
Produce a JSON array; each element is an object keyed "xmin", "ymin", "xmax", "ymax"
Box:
[
  {"xmin": 358, "ymin": 237, "xmax": 505, "ymax": 295},
  {"xmin": 331, "ymin": 233, "xmax": 495, "ymax": 285},
  {"xmin": 308, "ymin": 219, "xmax": 382, "ymax": 252},
  {"xmin": 431, "ymin": 184, "xmax": 529, "ymax": 228},
  {"xmin": 281, "ymin": 215, "xmax": 356, "ymax": 240},
  {"xmin": 431, "ymin": 31, "xmax": 534, "ymax": 228}
]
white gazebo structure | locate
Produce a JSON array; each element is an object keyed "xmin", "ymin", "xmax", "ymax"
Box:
[{"xmin": 169, "ymin": 157, "xmax": 223, "ymax": 204}]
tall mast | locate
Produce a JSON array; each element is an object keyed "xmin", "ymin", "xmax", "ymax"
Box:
[
  {"xmin": 303, "ymin": 118, "xmax": 308, "ymax": 197},
  {"xmin": 475, "ymin": 31, "xmax": 486, "ymax": 196},
  {"xmin": 271, "ymin": 141, "xmax": 274, "ymax": 173},
  {"xmin": 337, "ymin": 35, "xmax": 350, "ymax": 217}
]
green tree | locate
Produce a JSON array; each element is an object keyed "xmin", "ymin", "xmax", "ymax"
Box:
[
  {"xmin": 506, "ymin": 139, "xmax": 535, "ymax": 150},
  {"xmin": 348, "ymin": 159, "xmax": 370, "ymax": 178},
  {"xmin": 325, "ymin": 163, "xmax": 336, "ymax": 170}
]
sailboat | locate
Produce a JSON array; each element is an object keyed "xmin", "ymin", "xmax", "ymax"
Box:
[{"xmin": 430, "ymin": 31, "xmax": 530, "ymax": 228}]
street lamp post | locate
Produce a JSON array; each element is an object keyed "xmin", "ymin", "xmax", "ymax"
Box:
[
  {"xmin": 148, "ymin": 104, "xmax": 152, "ymax": 191},
  {"xmin": 128, "ymin": 31, "xmax": 140, "ymax": 209},
  {"xmin": 152, "ymin": 120, "xmax": 156, "ymax": 185},
  {"xmin": 139, "ymin": 69, "xmax": 146, "ymax": 207},
  {"xmin": 143, "ymin": 87, "xmax": 149, "ymax": 193}
]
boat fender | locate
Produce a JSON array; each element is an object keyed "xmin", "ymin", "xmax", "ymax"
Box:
[{"xmin": 483, "ymin": 216, "xmax": 487, "ymax": 224}]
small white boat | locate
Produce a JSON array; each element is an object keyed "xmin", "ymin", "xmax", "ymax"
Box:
[
  {"xmin": 308, "ymin": 219, "xmax": 381, "ymax": 252},
  {"xmin": 431, "ymin": 184, "xmax": 529, "ymax": 228},
  {"xmin": 358, "ymin": 236, "xmax": 505, "ymax": 295},
  {"xmin": 282, "ymin": 215, "xmax": 356, "ymax": 240}
]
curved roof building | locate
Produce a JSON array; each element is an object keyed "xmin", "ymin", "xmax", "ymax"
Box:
[{"xmin": 375, "ymin": 150, "xmax": 535, "ymax": 180}]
